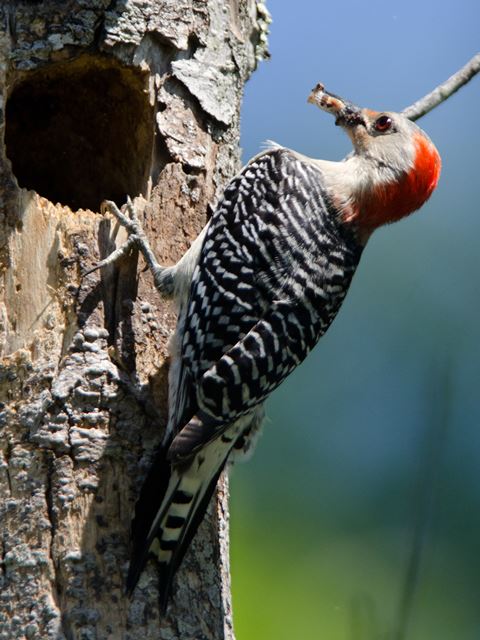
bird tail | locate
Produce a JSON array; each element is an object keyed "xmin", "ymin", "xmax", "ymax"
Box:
[{"xmin": 126, "ymin": 432, "xmax": 233, "ymax": 611}]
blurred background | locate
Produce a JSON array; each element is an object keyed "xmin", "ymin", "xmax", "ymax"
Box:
[{"xmin": 230, "ymin": 1, "xmax": 480, "ymax": 638}]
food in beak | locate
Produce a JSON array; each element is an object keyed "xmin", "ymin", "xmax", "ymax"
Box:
[{"xmin": 308, "ymin": 83, "xmax": 365, "ymax": 127}]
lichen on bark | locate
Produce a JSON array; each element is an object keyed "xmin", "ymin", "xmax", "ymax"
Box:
[{"xmin": 0, "ymin": 1, "xmax": 268, "ymax": 638}]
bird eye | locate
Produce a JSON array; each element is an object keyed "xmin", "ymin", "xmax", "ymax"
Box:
[{"xmin": 374, "ymin": 115, "xmax": 393, "ymax": 132}]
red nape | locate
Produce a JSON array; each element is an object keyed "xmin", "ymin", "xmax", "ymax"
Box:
[
  {"xmin": 355, "ymin": 133, "xmax": 441, "ymax": 231},
  {"xmin": 410, "ymin": 132, "xmax": 442, "ymax": 201}
]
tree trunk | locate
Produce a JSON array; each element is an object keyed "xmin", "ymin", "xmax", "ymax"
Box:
[{"xmin": 0, "ymin": 2, "xmax": 266, "ymax": 638}]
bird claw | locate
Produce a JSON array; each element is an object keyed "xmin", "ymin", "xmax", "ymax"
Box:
[
  {"xmin": 81, "ymin": 233, "xmax": 139, "ymax": 278},
  {"xmin": 83, "ymin": 198, "xmax": 173, "ymax": 297},
  {"xmin": 101, "ymin": 198, "xmax": 144, "ymax": 236},
  {"xmin": 81, "ymin": 198, "xmax": 145, "ymax": 278}
]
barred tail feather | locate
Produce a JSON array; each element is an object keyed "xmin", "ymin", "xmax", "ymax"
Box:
[
  {"xmin": 127, "ymin": 445, "xmax": 173, "ymax": 591},
  {"xmin": 153, "ymin": 462, "xmax": 227, "ymax": 612},
  {"xmin": 126, "ymin": 435, "xmax": 234, "ymax": 610},
  {"xmin": 127, "ymin": 409, "xmax": 263, "ymax": 609}
]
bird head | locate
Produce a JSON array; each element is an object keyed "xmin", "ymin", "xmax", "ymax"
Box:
[{"xmin": 308, "ymin": 84, "xmax": 441, "ymax": 235}]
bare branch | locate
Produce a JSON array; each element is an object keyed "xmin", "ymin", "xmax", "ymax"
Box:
[{"xmin": 402, "ymin": 52, "xmax": 480, "ymax": 121}]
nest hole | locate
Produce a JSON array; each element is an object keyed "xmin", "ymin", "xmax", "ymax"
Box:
[{"xmin": 5, "ymin": 56, "xmax": 154, "ymax": 211}]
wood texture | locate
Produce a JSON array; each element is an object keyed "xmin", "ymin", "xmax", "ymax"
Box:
[{"xmin": 0, "ymin": 1, "xmax": 268, "ymax": 637}]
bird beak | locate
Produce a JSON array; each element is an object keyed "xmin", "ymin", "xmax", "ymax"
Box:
[{"xmin": 308, "ymin": 83, "xmax": 366, "ymax": 128}]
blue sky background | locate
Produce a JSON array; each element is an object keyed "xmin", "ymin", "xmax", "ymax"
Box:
[{"xmin": 230, "ymin": 1, "xmax": 480, "ymax": 638}]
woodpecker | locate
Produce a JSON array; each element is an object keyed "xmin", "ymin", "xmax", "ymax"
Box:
[{"xmin": 92, "ymin": 84, "xmax": 441, "ymax": 610}]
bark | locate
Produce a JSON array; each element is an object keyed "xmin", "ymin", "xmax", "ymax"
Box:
[{"xmin": 0, "ymin": 2, "xmax": 267, "ymax": 638}]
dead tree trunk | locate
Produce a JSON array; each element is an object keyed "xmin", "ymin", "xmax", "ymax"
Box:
[{"xmin": 0, "ymin": 2, "xmax": 267, "ymax": 638}]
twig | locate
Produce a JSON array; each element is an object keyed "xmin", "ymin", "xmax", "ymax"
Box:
[{"xmin": 402, "ymin": 52, "xmax": 480, "ymax": 121}]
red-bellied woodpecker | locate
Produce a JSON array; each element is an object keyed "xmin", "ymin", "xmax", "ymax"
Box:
[{"xmin": 90, "ymin": 84, "xmax": 441, "ymax": 610}]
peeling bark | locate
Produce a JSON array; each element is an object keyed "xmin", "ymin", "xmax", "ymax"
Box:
[{"xmin": 0, "ymin": 1, "xmax": 268, "ymax": 638}]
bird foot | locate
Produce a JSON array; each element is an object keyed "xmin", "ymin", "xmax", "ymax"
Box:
[{"xmin": 83, "ymin": 197, "xmax": 174, "ymax": 297}]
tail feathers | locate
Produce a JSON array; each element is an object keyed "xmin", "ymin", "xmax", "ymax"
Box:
[
  {"xmin": 129, "ymin": 445, "xmax": 172, "ymax": 571},
  {"xmin": 127, "ymin": 435, "xmax": 233, "ymax": 610},
  {"xmin": 126, "ymin": 467, "xmax": 180, "ymax": 597},
  {"xmin": 152, "ymin": 462, "xmax": 226, "ymax": 613}
]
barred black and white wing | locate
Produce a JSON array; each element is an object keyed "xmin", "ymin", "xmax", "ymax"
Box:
[
  {"xmin": 127, "ymin": 148, "xmax": 363, "ymax": 607},
  {"xmin": 172, "ymin": 148, "xmax": 363, "ymax": 452}
]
